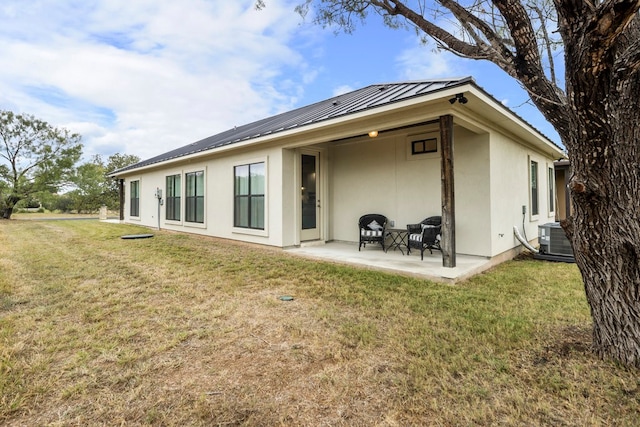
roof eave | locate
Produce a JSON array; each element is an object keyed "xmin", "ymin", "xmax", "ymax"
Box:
[{"xmin": 110, "ymin": 77, "xmax": 564, "ymax": 176}]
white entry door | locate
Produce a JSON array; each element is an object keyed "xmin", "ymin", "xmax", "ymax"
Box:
[{"xmin": 300, "ymin": 152, "xmax": 321, "ymax": 241}]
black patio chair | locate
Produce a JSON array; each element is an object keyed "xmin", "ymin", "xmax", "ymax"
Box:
[
  {"xmin": 407, "ymin": 216, "xmax": 442, "ymax": 260},
  {"xmin": 358, "ymin": 214, "xmax": 387, "ymax": 251}
]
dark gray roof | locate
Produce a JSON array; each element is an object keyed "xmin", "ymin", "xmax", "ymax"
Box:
[{"xmin": 111, "ymin": 77, "xmax": 477, "ymax": 175}]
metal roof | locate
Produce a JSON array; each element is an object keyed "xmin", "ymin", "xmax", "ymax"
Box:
[{"xmin": 111, "ymin": 77, "xmax": 476, "ymax": 175}]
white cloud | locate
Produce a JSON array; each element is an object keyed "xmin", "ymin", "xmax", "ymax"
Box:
[
  {"xmin": 395, "ymin": 39, "xmax": 459, "ymax": 80},
  {"xmin": 332, "ymin": 85, "xmax": 355, "ymax": 97},
  {"xmin": 0, "ymin": 0, "xmax": 316, "ymax": 160},
  {"xmin": 0, "ymin": 0, "xmax": 562, "ymax": 163}
]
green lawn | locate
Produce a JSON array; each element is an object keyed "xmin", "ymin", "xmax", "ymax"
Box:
[{"xmin": 1, "ymin": 219, "xmax": 638, "ymax": 426}]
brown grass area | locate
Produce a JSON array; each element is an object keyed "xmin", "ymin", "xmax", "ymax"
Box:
[{"xmin": 1, "ymin": 220, "xmax": 639, "ymax": 426}]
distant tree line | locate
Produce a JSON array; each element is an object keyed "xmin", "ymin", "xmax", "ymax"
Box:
[
  {"xmin": 1, "ymin": 109, "xmax": 139, "ymax": 218},
  {"xmin": 14, "ymin": 153, "xmax": 141, "ymax": 214}
]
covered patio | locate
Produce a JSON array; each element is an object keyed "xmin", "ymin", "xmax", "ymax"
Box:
[{"xmin": 286, "ymin": 241, "xmax": 496, "ymax": 283}]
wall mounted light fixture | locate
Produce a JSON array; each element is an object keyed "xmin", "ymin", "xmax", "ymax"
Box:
[{"xmin": 368, "ymin": 130, "xmax": 379, "ymax": 138}]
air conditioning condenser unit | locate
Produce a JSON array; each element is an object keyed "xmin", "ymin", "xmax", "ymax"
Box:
[{"xmin": 534, "ymin": 222, "xmax": 575, "ymax": 263}]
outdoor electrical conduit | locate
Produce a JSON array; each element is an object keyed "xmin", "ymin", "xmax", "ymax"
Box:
[{"xmin": 513, "ymin": 225, "xmax": 538, "ymax": 253}]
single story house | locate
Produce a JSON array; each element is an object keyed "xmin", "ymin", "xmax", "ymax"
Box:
[{"xmin": 110, "ymin": 77, "xmax": 565, "ymax": 273}]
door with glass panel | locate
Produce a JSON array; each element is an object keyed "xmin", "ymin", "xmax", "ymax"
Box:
[{"xmin": 300, "ymin": 152, "xmax": 320, "ymax": 241}]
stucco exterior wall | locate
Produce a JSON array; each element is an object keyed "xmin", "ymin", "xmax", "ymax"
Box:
[
  {"xmin": 329, "ymin": 123, "xmax": 559, "ymax": 258},
  {"xmin": 488, "ymin": 132, "xmax": 557, "ymax": 256},
  {"xmin": 329, "ymin": 127, "xmax": 439, "ymax": 244},
  {"xmin": 328, "ymin": 125, "xmax": 493, "ymax": 256},
  {"xmin": 452, "ymin": 128, "xmax": 492, "ymax": 256},
  {"xmin": 280, "ymin": 148, "xmax": 297, "ymax": 247},
  {"xmin": 121, "ymin": 146, "xmax": 287, "ymax": 247},
  {"xmin": 329, "ymin": 137, "xmax": 382, "ymax": 242}
]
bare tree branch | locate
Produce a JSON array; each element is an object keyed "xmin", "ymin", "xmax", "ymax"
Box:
[
  {"xmin": 530, "ymin": 3, "xmax": 558, "ymax": 85},
  {"xmin": 373, "ymin": 0, "xmax": 487, "ymax": 57}
]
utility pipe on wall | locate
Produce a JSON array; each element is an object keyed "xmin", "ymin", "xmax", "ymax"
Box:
[
  {"xmin": 155, "ymin": 188, "xmax": 163, "ymax": 230},
  {"xmin": 513, "ymin": 225, "xmax": 538, "ymax": 253}
]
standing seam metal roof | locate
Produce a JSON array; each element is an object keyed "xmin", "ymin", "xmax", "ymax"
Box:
[{"xmin": 112, "ymin": 77, "xmax": 478, "ymax": 174}]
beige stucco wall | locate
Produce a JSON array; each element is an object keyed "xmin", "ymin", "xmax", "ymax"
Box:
[
  {"xmin": 452, "ymin": 128, "xmax": 492, "ymax": 256},
  {"xmin": 329, "ymin": 123, "xmax": 557, "ymax": 258},
  {"xmin": 122, "ymin": 146, "xmax": 288, "ymax": 247},
  {"xmin": 328, "ymin": 125, "xmax": 493, "ymax": 256},
  {"xmin": 488, "ymin": 132, "xmax": 557, "ymax": 256},
  {"xmin": 280, "ymin": 148, "xmax": 297, "ymax": 247},
  {"xmin": 329, "ymin": 127, "xmax": 439, "ymax": 244}
]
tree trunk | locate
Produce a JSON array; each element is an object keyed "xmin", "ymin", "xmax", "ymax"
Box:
[
  {"xmin": 1, "ymin": 207, "xmax": 13, "ymax": 219},
  {"xmin": 568, "ymin": 146, "xmax": 640, "ymax": 366},
  {"xmin": 559, "ymin": 14, "xmax": 640, "ymax": 366},
  {"xmin": 566, "ymin": 127, "xmax": 640, "ymax": 367},
  {"xmin": 2, "ymin": 195, "xmax": 20, "ymax": 219}
]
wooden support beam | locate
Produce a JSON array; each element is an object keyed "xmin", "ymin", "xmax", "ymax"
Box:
[{"xmin": 440, "ymin": 115, "xmax": 456, "ymax": 268}]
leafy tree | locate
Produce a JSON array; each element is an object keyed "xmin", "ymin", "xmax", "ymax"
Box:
[
  {"xmin": 68, "ymin": 156, "xmax": 108, "ymax": 213},
  {"xmin": 260, "ymin": 1, "xmax": 640, "ymax": 367},
  {"xmin": 15, "ymin": 195, "xmax": 42, "ymax": 210},
  {"xmin": 36, "ymin": 191, "xmax": 71, "ymax": 213},
  {"xmin": 0, "ymin": 110, "xmax": 82, "ymax": 219},
  {"xmin": 104, "ymin": 153, "xmax": 140, "ymax": 210},
  {"xmin": 46, "ymin": 193, "xmax": 75, "ymax": 213},
  {"xmin": 67, "ymin": 153, "xmax": 140, "ymax": 213}
]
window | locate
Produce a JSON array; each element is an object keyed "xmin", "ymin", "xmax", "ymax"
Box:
[
  {"xmin": 411, "ymin": 137, "xmax": 438, "ymax": 155},
  {"xmin": 234, "ymin": 162, "xmax": 265, "ymax": 229},
  {"xmin": 548, "ymin": 167, "xmax": 555, "ymax": 213},
  {"xmin": 166, "ymin": 174, "xmax": 181, "ymax": 221},
  {"xmin": 185, "ymin": 171, "xmax": 204, "ymax": 223},
  {"xmin": 130, "ymin": 180, "xmax": 140, "ymax": 217},
  {"xmin": 530, "ymin": 160, "xmax": 539, "ymax": 216},
  {"xmin": 406, "ymin": 133, "xmax": 439, "ymax": 160}
]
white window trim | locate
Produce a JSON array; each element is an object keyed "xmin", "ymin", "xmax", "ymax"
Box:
[
  {"xmin": 183, "ymin": 166, "xmax": 207, "ymax": 229},
  {"xmin": 528, "ymin": 156, "xmax": 540, "ymax": 221},
  {"xmin": 547, "ymin": 163, "xmax": 556, "ymax": 217},
  {"xmin": 164, "ymin": 169, "xmax": 184, "ymax": 226},
  {"xmin": 128, "ymin": 176, "xmax": 142, "ymax": 221},
  {"xmin": 232, "ymin": 156, "xmax": 269, "ymax": 238}
]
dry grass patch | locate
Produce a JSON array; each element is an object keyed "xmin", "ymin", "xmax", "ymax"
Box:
[{"xmin": 1, "ymin": 220, "xmax": 639, "ymax": 426}]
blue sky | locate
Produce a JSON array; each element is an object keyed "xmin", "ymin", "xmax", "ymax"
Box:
[{"xmin": 0, "ymin": 0, "xmax": 562, "ymax": 162}]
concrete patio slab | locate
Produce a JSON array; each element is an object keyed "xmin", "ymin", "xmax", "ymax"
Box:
[{"xmin": 286, "ymin": 241, "xmax": 493, "ymax": 283}]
